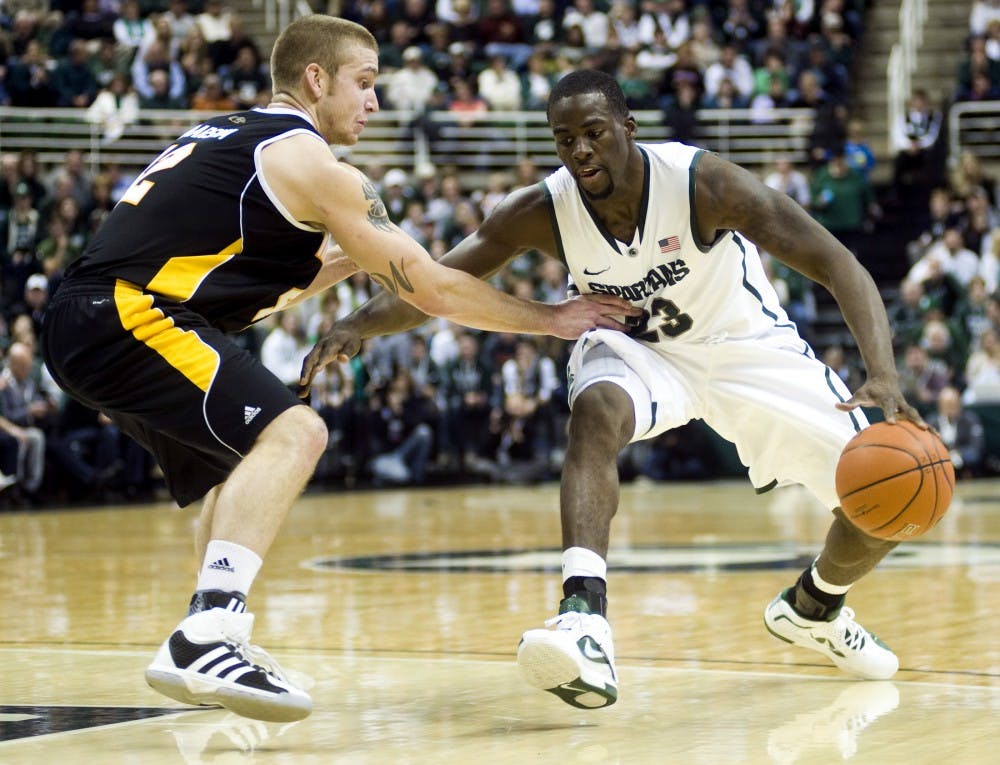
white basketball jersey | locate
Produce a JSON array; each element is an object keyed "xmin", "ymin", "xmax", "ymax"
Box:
[{"xmin": 543, "ymin": 142, "xmax": 801, "ymax": 348}]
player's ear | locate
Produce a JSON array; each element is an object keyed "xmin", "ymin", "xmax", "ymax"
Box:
[
  {"xmin": 304, "ymin": 62, "xmax": 325, "ymax": 96},
  {"xmin": 624, "ymin": 115, "xmax": 637, "ymax": 139}
]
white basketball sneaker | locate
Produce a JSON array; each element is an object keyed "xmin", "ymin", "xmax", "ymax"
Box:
[
  {"xmin": 764, "ymin": 589, "xmax": 899, "ymax": 680},
  {"xmin": 145, "ymin": 606, "xmax": 312, "ymax": 722},
  {"xmin": 517, "ymin": 596, "xmax": 618, "ymax": 709}
]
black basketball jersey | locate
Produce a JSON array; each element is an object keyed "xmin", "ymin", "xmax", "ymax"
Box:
[{"xmin": 66, "ymin": 108, "xmax": 329, "ymax": 333}]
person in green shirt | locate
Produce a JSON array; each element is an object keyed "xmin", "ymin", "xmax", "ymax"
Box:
[{"xmin": 810, "ymin": 147, "xmax": 880, "ymax": 262}]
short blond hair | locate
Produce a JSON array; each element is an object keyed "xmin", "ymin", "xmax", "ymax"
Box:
[{"xmin": 270, "ymin": 15, "xmax": 377, "ymax": 94}]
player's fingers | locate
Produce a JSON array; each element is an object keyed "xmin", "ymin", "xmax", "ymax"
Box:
[
  {"xmin": 835, "ymin": 395, "xmax": 869, "ymax": 412},
  {"xmin": 899, "ymin": 404, "xmax": 929, "ymax": 429},
  {"xmin": 298, "ymin": 349, "xmax": 326, "ymax": 393},
  {"xmin": 583, "ymin": 294, "xmax": 643, "ymax": 315},
  {"xmin": 593, "ymin": 315, "xmax": 630, "ymax": 331}
]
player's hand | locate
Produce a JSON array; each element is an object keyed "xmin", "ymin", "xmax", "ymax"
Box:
[
  {"xmin": 298, "ymin": 323, "xmax": 362, "ymax": 398},
  {"xmin": 835, "ymin": 376, "xmax": 926, "ymax": 427},
  {"xmin": 549, "ymin": 294, "xmax": 643, "ymax": 340}
]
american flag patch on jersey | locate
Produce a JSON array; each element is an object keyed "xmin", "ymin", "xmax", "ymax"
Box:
[{"xmin": 659, "ymin": 235, "xmax": 680, "ymax": 254}]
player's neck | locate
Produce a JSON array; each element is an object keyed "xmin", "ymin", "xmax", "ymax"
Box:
[{"xmin": 268, "ymin": 91, "xmax": 311, "ymax": 117}]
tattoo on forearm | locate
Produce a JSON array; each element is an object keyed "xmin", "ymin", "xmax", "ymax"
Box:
[
  {"xmin": 362, "ymin": 178, "xmax": 394, "ymax": 232},
  {"xmin": 371, "ymin": 260, "xmax": 415, "ymax": 296}
]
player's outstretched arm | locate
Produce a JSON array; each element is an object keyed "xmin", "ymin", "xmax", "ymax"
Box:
[
  {"xmin": 692, "ymin": 152, "xmax": 922, "ymax": 425},
  {"xmin": 260, "ymin": 138, "xmax": 639, "ymax": 392}
]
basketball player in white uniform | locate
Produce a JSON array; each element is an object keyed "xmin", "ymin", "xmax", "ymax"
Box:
[{"xmin": 300, "ymin": 70, "xmax": 925, "ymax": 709}]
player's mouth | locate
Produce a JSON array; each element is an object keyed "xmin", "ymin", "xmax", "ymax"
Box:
[{"xmin": 576, "ymin": 166, "xmax": 604, "ymax": 183}]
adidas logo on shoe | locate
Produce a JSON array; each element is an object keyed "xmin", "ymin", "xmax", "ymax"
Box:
[
  {"xmin": 208, "ymin": 557, "xmax": 235, "ymax": 573},
  {"xmin": 244, "ymin": 406, "xmax": 262, "ymax": 425}
]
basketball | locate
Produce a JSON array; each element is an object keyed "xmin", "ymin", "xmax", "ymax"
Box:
[{"xmin": 835, "ymin": 421, "xmax": 955, "ymax": 541}]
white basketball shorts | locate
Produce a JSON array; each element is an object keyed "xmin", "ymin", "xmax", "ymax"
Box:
[{"xmin": 566, "ymin": 328, "xmax": 868, "ymax": 509}]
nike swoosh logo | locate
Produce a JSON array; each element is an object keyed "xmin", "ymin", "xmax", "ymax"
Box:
[
  {"xmin": 582, "ymin": 267, "xmax": 610, "ymax": 275},
  {"xmin": 579, "ymin": 637, "xmax": 609, "ymax": 663}
]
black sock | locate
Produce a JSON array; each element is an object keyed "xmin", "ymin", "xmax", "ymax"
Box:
[
  {"xmin": 562, "ymin": 576, "xmax": 608, "ymax": 617},
  {"xmin": 188, "ymin": 589, "xmax": 246, "ymax": 615},
  {"xmin": 786, "ymin": 568, "xmax": 845, "ymax": 621}
]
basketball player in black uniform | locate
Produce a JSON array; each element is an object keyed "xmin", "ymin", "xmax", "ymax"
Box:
[{"xmin": 41, "ymin": 16, "xmax": 637, "ymax": 722}]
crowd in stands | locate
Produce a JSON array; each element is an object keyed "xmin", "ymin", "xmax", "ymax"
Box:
[{"xmin": 0, "ymin": 0, "xmax": 998, "ymax": 509}]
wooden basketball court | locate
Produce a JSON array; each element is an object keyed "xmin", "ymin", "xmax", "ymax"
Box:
[{"xmin": 2, "ymin": 478, "xmax": 999, "ymax": 763}]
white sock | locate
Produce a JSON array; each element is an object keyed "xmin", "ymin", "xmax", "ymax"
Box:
[
  {"xmin": 196, "ymin": 540, "xmax": 262, "ymax": 598},
  {"xmin": 561, "ymin": 546, "xmax": 607, "ymax": 582},
  {"xmin": 811, "ymin": 560, "xmax": 852, "ymax": 596}
]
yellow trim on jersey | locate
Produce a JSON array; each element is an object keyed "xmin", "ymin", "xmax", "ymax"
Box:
[
  {"xmin": 145, "ymin": 238, "xmax": 243, "ymax": 302},
  {"xmin": 114, "ymin": 279, "xmax": 219, "ymax": 392}
]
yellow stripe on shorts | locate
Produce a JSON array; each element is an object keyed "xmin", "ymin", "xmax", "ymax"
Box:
[{"xmin": 114, "ymin": 280, "xmax": 219, "ymax": 393}]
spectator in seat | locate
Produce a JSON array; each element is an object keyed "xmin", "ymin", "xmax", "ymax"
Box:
[
  {"xmin": 219, "ymin": 43, "xmax": 269, "ymax": 109},
  {"xmin": 764, "ymin": 156, "xmax": 810, "ymax": 209},
  {"xmin": 704, "ymin": 41, "xmax": 755, "ymax": 103},
  {"xmin": 113, "ymin": 0, "xmax": 152, "ymax": 60},
  {"xmin": 493, "ymin": 336, "xmax": 558, "ymax": 478},
  {"xmin": 0, "ymin": 341, "xmax": 51, "ymax": 501},
  {"xmin": 1, "ymin": 182, "xmax": 41, "ymax": 269},
  {"xmin": 189, "ymin": 72, "xmax": 236, "ymax": 111},
  {"xmin": 164, "ymin": 0, "xmax": 199, "ymax": 47},
  {"xmin": 139, "ymin": 68, "xmax": 188, "ymax": 109},
  {"xmin": 6, "ymin": 39, "xmax": 57, "ymax": 107},
  {"xmin": 47, "ymin": 397, "xmax": 123, "ymax": 502},
  {"xmin": 367, "ymin": 372, "xmax": 437, "ymax": 486},
  {"xmin": 662, "ymin": 78, "xmax": 700, "ymax": 144},
  {"xmin": 478, "ymin": 53, "xmax": 523, "ymax": 110},
  {"xmin": 53, "ymin": 38, "xmax": 99, "ymax": 108},
  {"xmin": 810, "ymin": 147, "xmax": 878, "ymax": 263},
  {"xmin": 87, "ymin": 72, "xmax": 140, "ymax": 144},
  {"xmin": 385, "ymin": 46, "xmax": 439, "ymax": 112},
  {"xmin": 906, "ymin": 227, "xmax": 981, "ymax": 290},
  {"xmin": 132, "ymin": 38, "xmax": 187, "ymax": 106},
  {"xmin": 197, "ymin": 0, "xmax": 235, "ymax": 69},
  {"xmin": 56, "ymin": 0, "xmax": 116, "ymax": 51},
  {"xmin": 926, "ymin": 385, "xmax": 985, "ymax": 478},
  {"xmin": 891, "ymin": 89, "xmax": 943, "ymax": 204},
  {"xmin": 897, "ymin": 342, "xmax": 951, "ymax": 411},
  {"xmin": 964, "ymin": 325, "xmax": 1000, "ymax": 404}
]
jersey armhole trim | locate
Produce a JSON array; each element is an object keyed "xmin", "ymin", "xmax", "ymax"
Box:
[
  {"xmin": 688, "ymin": 149, "xmax": 729, "ymax": 253},
  {"xmin": 254, "ymin": 129, "xmax": 329, "ymax": 233},
  {"xmin": 540, "ymin": 180, "xmax": 568, "ymax": 269}
]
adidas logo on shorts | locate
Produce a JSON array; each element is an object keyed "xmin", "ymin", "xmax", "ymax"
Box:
[{"xmin": 244, "ymin": 406, "xmax": 261, "ymax": 425}]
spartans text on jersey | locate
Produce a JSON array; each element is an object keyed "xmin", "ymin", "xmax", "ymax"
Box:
[{"xmin": 585, "ymin": 259, "xmax": 690, "ymax": 301}]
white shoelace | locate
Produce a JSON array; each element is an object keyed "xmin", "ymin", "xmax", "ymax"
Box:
[
  {"xmin": 830, "ymin": 607, "xmax": 868, "ymax": 649},
  {"xmin": 545, "ymin": 611, "xmax": 587, "ymax": 631}
]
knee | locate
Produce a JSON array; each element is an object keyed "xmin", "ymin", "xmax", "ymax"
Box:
[
  {"xmin": 266, "ymin": 405, "xmax": 328, "ymax": 463},
  {"xmin": 569, "ymin": 384, "xmax": 635, "ymax": 452}
]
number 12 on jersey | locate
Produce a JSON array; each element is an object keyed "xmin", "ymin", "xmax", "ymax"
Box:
[{"xmin": 120, "ymin": 142, "xmax": 197, "ymax": 207}]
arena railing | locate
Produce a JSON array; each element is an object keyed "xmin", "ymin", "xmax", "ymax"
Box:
[
  {"xmin": 0, "ymin": 105, "xmax": 816, "ymax": 180},
  {"xmin": 887, "ymin": 0, "xmax": 927, "ymax": 155},
  {"xmin": 948, "ymin": 99, "xmax": 1000, "ymax": 166}
]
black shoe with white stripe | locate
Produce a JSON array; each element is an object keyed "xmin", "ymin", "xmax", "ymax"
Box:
[{"xmin": 145, "ymin": 603, "xmax": 312, "ymax": 722}]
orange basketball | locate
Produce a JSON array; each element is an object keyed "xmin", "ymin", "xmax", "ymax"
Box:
[{"xmin": 835, "ymin": 421, "xmax": 955, "ymax": 541}]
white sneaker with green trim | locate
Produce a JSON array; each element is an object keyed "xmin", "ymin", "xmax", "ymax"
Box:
[
  {"xmin": 517, "ymin": 596, "xmax": 618, "ymax": 709},
  {"xmin": 764, "ymin": 589, "xmax": 899, "ymax": 680}
]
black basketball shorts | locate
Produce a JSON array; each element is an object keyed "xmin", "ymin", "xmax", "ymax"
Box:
[{"xmin": 43, "ymin": 280, "xmax": 307, "ymax": 507}]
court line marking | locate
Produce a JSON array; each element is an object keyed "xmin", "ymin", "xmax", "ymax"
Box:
[{"xmin": 0, "ymin": 646, "xmax": 997, "ymax": 693}]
